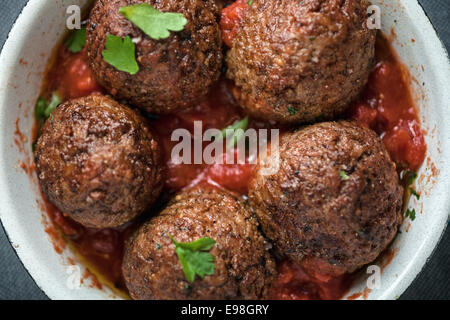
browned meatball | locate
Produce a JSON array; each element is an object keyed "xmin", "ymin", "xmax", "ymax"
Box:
[
  {"xmin": 122, "ymin": 186, "xmax": 276, "ymax": 300},
  {"xmin": 249, "ymin": 121, "xmax": 403, "ymax": 275},
  {"xmin": 34, "ymin": 94, "xmax": 163, "ymax": 228},
  {"xmin": 87, "ymin": 0, "xmax": 223, "ymax": 114},
  {"xmin": 226, "ymin": 0, "xmax": 376, "ymax": 124}
]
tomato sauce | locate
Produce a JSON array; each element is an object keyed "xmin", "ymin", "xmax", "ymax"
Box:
[
  {"xmin": 150, "ymin": 79, "xmax": 255, "ymax": 194},
  {"xmin": 43, "ymin": 47, "xmax": 104, "ymax": 100},
  {"xmin": 220, "ymin": 0, "xmax": 250, "ymax": 47},
  {"xmin": 347, "ymin": 36, "xmax": 426, "ymax": 171},
  {"xmin": 269, "ymin": 260, "xmax": 355, "ymax": 300},
  {"xmin": 34, "ymin": 12, "xmax": 426, "ymax": 299}
]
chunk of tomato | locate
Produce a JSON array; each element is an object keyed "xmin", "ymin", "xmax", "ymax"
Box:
[{"xmin": 382, "ymin": 119, "xmax": 426, "ymax": 170}]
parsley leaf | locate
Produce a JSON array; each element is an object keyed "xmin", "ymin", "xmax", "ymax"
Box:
[
  {"xmin": 405, "ymin": 208, "xmax": 416, "ymax": 221},
  {"xmin": 216, "ymin": 117, "xmax": 249, "ymax": 148},
  {"xmin": 119, "ymin": 4, "xmax": 188, "ymax": 40},
  {"xmin": 173, "ymin": 237, "xmax": 216, "ymax": 251},
  {"xmin": 288, "ymin": 107, "xmax": 298, "ymax": 115},
  {"xmin": 406, "ymin": 171, "xmax": 418, "ymax": 185},
  {"xmin": 35, "ymin": 92, "xmax": 62, "ymax": 124},
  {"xmin": 410, "ymin": 188, "xmax": 420, "ymax": 200},
  {"xmin": 170, "ymin": 236, "xmax": 216, "ymax": 283},
  {"xmin": 217, "ymin": 117, "xmax": 249, "ymax": 139},
  {"xmin": 65, "ymin": 27, "xmax": 86, "ymax": 53},
  {"xmin": 35, "ymin": 98, "xmax": 47, "ymax": 122},
  {"xmin": 339, "ymin": 170, "xmax": 349, "ymax": 180},
  {"xmin": 102, "ymin": 35, "xmax": 139, "ymax": 75}
]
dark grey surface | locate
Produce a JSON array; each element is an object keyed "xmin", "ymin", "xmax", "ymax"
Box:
[{"xmin": 0, "ymin": 0, "xmax": 448, "ymax": 300}]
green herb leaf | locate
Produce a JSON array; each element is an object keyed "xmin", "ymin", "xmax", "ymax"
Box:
[
  {"xmin": 405, "ymin": 208, "xmax": 416, "ymax": 221},
  {"xmin": 216, "ymin": 117, "xmax": 249, "ymax": 148},
  {"xmin": 339, "ymin": 170, "xmax": 349, "ymax": 180},
  {"xmin": 170, "ymin": 236, "xmax": 216, "ymax": 283},
  {"xmin": 45, "ymin": 93, "xmax": 62, "ymax": 117},
  {"xmin": 218, "ymin": 117, "xmax": 249, "ymax": 138},
  {"xmin": 172, "ymin": 237, "xmax": 216, "ymax": 251},
  {"xmin": 410, "ymin": 188, "xmax": 420, "ymax": 200},
  {"xmin": 184, "ymin": 284, "xmax": 192, "ymax": 296},
  {"xmin": 119, "ymin": 4, "xmax": 188, "ymax": 40},
  {"xmin": 288, "ymin": 107, "xmax": 298, "ymax": 116},
  {"xmin": 407, "ymin": 171, "xmax": 418, "ymax": 186},
  {"xmin": 248, "ymin": 0, "xmax": 253, "ymax": 5},
  {"xmin": 35, "ymin": 98, "xmax": 47, "ymax": 123},
  {"xmin": 102, "ymin": 35, "xmax": 139, "ymax": 75},
  {"xmin": 65, "ymin": 27, "xmax": 86, "ymax": 53},
  {"xmin": 35, "ymin": 92, "xmax": 62, "ymax": 123}
]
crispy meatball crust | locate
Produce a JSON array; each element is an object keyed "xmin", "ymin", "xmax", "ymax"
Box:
[
  {"xmin": 249, "ymin": 121, "xmax": 403, "ymax": 274},
  {"xmin": 226, "ymin": 0, "xmax": 376, "ymax": 124},
  {"xmin": 34, "ymin": 94, "xmax": 163, "ymax": 228},
  {"xmin": 87, "ymin": 0, "xmax": 223, "ymax": 114},
  {"xmin": 122, "ymin": 187, "xmax": 276, "ymax": 300}
]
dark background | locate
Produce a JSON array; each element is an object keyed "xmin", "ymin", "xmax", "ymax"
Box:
[{"xmin": 0, "ymin": 0, "xmax": 448, "ymax": 300}]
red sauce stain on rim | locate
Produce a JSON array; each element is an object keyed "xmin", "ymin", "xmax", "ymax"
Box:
[
  {"xmin": 380, "ymin": 248, "xmax": 399, "ymax": 272},
  {"xmin": 28, "ymin": 9, "xmax": 427, "ymax": 299},
  {"xmin": 13, "ymin": 118, "xmax": 38, "ymax": 178},
  {"xmin": 344, "ymin": 247, "xmax": 399, "ymax": 300},
  {"xmin": 82, "ymin": 269, "xmax": 103, "ymax": 290},
  {"xmin": 347, "ymin": 292, "xmax": 363, "ymax": 300},
  {"xmin": 38, "ymin": 201, "xmax": 66, "ymax": 255},
  {"xmin": 362, "ymin": 286, "xmax": 372, "ymax": 300},
  {"xmin": 13, "ymin": 118, "xmax": 27, "ymax": 153}
]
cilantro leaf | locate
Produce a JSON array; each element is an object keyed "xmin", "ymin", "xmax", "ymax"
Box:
[
  {"xmin": 102, "ymin": 35, "xmax": 139, "ymax": 75},
  {"xmin": 35, "ymin": 92, "xmax": 62, "ymax": 123},
  {"xmin": 119, "ymin": 4, "xmax": 188, "ymax": 40},
  {"xmin": 65, "ymin": 28, "xmax": 86, "ymax": 53},
  {"xmin": 170, "ymin": 236, "xmax": 216, "ymax": 283},
  {"xmin": 339, "ymin": 170, "xmax": 349, "ymax": 180}
]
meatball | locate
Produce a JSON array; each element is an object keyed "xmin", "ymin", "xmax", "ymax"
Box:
[
  {"xmin": 122, "ymin": 186, "xmax": 276, "ymax": 300},
  {"xmin": 226, "ymin": 0, "xmax": 376, "ymax": 124},
  {"xmin": 34, "ymin": 94, "xmax": 163, "ymax": 228},
  {"xmin": 249, "ymin": 121, "xmax": 403, "ymax": 275},
  {"xmin": 87, "ymin": 0, "xmax": 223, "ymax": 114}
]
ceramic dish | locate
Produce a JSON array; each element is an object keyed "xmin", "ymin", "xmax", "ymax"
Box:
[{"xmin": 0, "ymin": 0, "xmax": 449, "ymax": 300}]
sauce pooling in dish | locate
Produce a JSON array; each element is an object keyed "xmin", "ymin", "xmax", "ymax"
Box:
[{"xmin": 348, "ymin": 36, "xmax": 426, "ymax": 171}]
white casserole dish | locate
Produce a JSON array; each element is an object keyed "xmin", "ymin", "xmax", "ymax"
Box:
[{"xmin": 0, "ymin": 0, "xmax": 449, "ymax": 299}]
